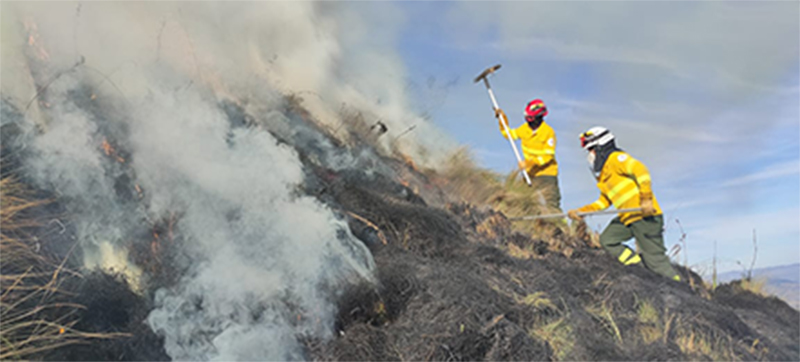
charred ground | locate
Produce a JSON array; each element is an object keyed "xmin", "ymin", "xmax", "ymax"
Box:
[
  {"xmin": 2, "ymin": 86, "xmax": 798, "ymax": 361},
  {"xmin": 305, "ymin": 157, "xmax": 800, "ymax": 361}
]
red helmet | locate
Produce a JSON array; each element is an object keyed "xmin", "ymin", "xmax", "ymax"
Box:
[{"xmin": 525, "ymin": 99, "xmax": 548, "ymax": 120}]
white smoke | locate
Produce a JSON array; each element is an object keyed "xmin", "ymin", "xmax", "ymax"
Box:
[
  {"xmin": 131, "ymin": 85, "xmax": 374, "ymax": 360},
  {"xmin": 0, "ymin": 1, "xmax": 456, "ymax": 359},
  {"xmin": 18, "ymin": 67, "xmax": 375, "ymax": 359},
  {"xmin": 1, "ymin": 1, "xmax": 455, "ymax": 166}
]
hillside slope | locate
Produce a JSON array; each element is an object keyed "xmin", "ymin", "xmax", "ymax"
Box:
[
  {"xmin": 302, "ymin": 148, "xmax": 800, "ymax": 361},
  {"xmin": 2, "ymin": 82, "xmax": 798, "ymax": 361},
  {"xmin": 718, "ymin": 264, "xmax": 800, "ymax": 310}
]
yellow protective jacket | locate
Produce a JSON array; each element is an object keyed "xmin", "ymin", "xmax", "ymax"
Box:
[
  {"xmin": 499, "ymin": 118, "xmax": 558, "ymax": 177},
  {"xmin": 577, "ymin": 151, "xmax": 662, "ymax": 225}
]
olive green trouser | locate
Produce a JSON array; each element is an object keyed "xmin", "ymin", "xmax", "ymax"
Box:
[
  {"xmin": 599, "ymin": 215, "xmax": 679, "ymax": 280},
  {"xmin": 530, "ymin": 175, "xmax": 562, "ymax": 213}
]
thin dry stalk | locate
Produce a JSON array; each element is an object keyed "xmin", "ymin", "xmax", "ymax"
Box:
[{"xmin": 1, "ymin": 174, "xmax": 125, "ymax": 360}]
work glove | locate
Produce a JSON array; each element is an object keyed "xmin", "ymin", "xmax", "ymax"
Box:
[
  {"xmin": 518, "ymin": 159, "xmax": 531, "ymax": 171},
  {"xmin": 495, "ymin": 109, "xmax": 509, "ymax": 127},
  {"xmin": 567, "ymin": 209, "xmax": 583, "ymax": 221},
  {"xmin": 640, "ymin": 194, "xmax": 655, "ymax": 216}
]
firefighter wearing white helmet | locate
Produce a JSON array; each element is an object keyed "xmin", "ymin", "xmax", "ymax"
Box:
[{"xmin": 568, "ymin": 127, "xmax": 680, "ymax": 281}]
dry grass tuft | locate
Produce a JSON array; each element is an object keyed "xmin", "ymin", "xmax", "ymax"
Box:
[
  {"xmin": 517, "ymin": 291, "xmax": 557, "ymax": 311},
  {"xmin": 434, "ymin": 147, "xmax": 504, "ymax": 205},
  {"xmin": 738, "ymin": 278, "xmax": 767, "ymax": 296},
  {"xmin": 530, "ymin": 316, "xmax": 574, "ymax": 361},
  {"xmin": 1, "ymin": 175, "xmax": 127, "ymax": 360},
  {"xmin": 525, "ymin": 298, "xmax": 574, "ymax": 361},
  {"xmin": 585, "ymin": 299, "xmax": 623, "ymax": 343},
  {"xmin": 507, "ymin": 242, "xmax": 538, "ymax": 260},
  {"xmin": 636, "ymin": 299, "xmax": 663, "ymax": 344},
  {"xmin": 674, "ymin": 325, "xmax": 734, "ymax": 361},
  {"xmin": 430, "ymin": 149, "xmax": 574, "ymax": 252}
]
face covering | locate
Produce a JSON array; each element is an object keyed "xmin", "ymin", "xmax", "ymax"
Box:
[
  {"xmin": 526, "ymin": 116, "xmax": 543, "ymax": 130},
  {"xmin": 587, "ymin": 151, "xmax": 601, "ymax": 179}
]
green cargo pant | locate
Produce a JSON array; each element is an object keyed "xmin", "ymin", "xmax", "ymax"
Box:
[
  {"xmin": 599, "ymin": 215, "xmax": 679, "ymax": 280},
  {"xmin": 530, "ymin": 175, "xmax": 562, "ymax": 213}
]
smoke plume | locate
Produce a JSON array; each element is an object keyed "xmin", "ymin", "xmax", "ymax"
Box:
[{"xmin": 0, "ymin": 1, "xmax": 452, "ymax": 359}]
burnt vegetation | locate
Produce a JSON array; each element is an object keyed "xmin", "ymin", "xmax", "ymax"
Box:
[{"xmin": 1, "ymin": 76, "xmax": 798, "ymax": 362}]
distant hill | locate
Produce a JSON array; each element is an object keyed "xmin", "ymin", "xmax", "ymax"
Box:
[{"xmin": 717, "ymin": 263, "xmax": 799, "ymax": 310}]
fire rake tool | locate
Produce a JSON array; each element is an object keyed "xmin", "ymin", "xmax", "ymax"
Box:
[
  {"xmin": 474, "ymin": 64, "xmax": 532, "ymax": 186},
  {"xmin": 508, "ymin": 208, "xmax": 644, "ymax": 221}
]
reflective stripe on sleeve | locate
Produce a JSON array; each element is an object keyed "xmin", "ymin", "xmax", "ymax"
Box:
[{"xmin": 591, "ymin": 199, "xmax": 609, "ymax": 210}]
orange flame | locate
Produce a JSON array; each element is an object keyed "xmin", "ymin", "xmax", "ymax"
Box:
[
  {"xmin": 101, "ymin": 138, "xmax": 113, "ymax": 156},
  {"xmin": 100, "ymin": 138, "xmax": 126, "ymax": 163},
  {"xmin": 401, "ymin": 153, "xmax": 419, "ymax": 172},
  {"xmin": 23, "ymin": 18, "xmax": 50, "ymax": 61}
]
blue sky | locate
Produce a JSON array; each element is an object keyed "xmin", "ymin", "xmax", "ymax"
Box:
[
  {"xmin": 382, "ymin": 1, "xmax": 799, "ymax": 275},
  {"xmin": 3, "ymin": 1, "xmax": 795, "ymax": 277}
]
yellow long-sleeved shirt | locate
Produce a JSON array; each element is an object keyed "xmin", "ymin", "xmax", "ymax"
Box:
[
  {"xmin": 577, "ymin": 151, "xmax": 662, "ymax": 225},
  {"xmin": 499, "ymin": 119, "xmax": 558, "ymax": 177}
]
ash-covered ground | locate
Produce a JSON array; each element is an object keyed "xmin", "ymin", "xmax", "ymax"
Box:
[{"xmin": 3, "ymin": 84, "xmax": 797, "ymax": 360}]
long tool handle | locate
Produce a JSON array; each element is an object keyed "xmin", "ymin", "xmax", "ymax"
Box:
[
  {"xmin": 485, "ymin": 82, "xmax": 532, "ymax": 186},
  {"xmin": 508, "ymin": 208, "xmax": 644, "ymax": 221}
]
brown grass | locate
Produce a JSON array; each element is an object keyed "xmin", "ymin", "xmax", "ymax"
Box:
[
  {"xmin": 738, "ymin": 278, "xmax": 767, "ymax": 296},
  {"xmin": 585, "ymin": 299, "xmax": 623, "ymax": 344},
  {"xmin": 635, "ymin": 298, "xmax": 664, "ymax": 345},
  {"xmin": 530, "ymin": 316, "xmax": 575, "ymax": 361},
  {"xmin": 433, "ymin": 147, "xmax": 504, "ymax": 206},
  {"xmin": 1, "ymin": 175, "xmax": 126, "ymax": 360},
  {"xmin": 428, "ymin": 149, "xmax": 573, "ymax": 250},
  {"xmin": 674, "ymin": 325, "xmax": 735, "ymax": 361}
]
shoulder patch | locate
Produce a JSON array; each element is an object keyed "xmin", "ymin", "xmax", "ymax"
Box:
[
  {"xmin": 617, "ymin": 154, "xmax": 628, "ymax": 162},
  {"xmin": 547, "ymin": 138, "xmax": 555, "ymax": 147}
]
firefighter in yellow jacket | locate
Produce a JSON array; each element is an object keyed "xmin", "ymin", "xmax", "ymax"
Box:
[
  {"xmin": 496, "ymin": 99, "xmax": 562, "ymax": 212},
  {"xmin": 567, "ymin": 126, "xmax": 680, "ymax": 281}
]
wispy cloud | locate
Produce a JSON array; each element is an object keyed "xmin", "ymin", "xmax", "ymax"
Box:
[
  {"xmin": 720, "ymin": 160, "xmax": 800, "ymax": 188},
  {"xmin": 447, "ymin": 1, "xmax": 799, "ymax": 94},
  {"xmin": 661, "ymin": 193, "xmax": 729, "ymax": 214},
  {"xmin": 487, "ymin": 37, "xmax": 685, "ymax": 76}
]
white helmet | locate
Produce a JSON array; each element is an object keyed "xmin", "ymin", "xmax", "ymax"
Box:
[{"xmin": 579, "ymin": 126, "xmax": 614, "ymax": 150}]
